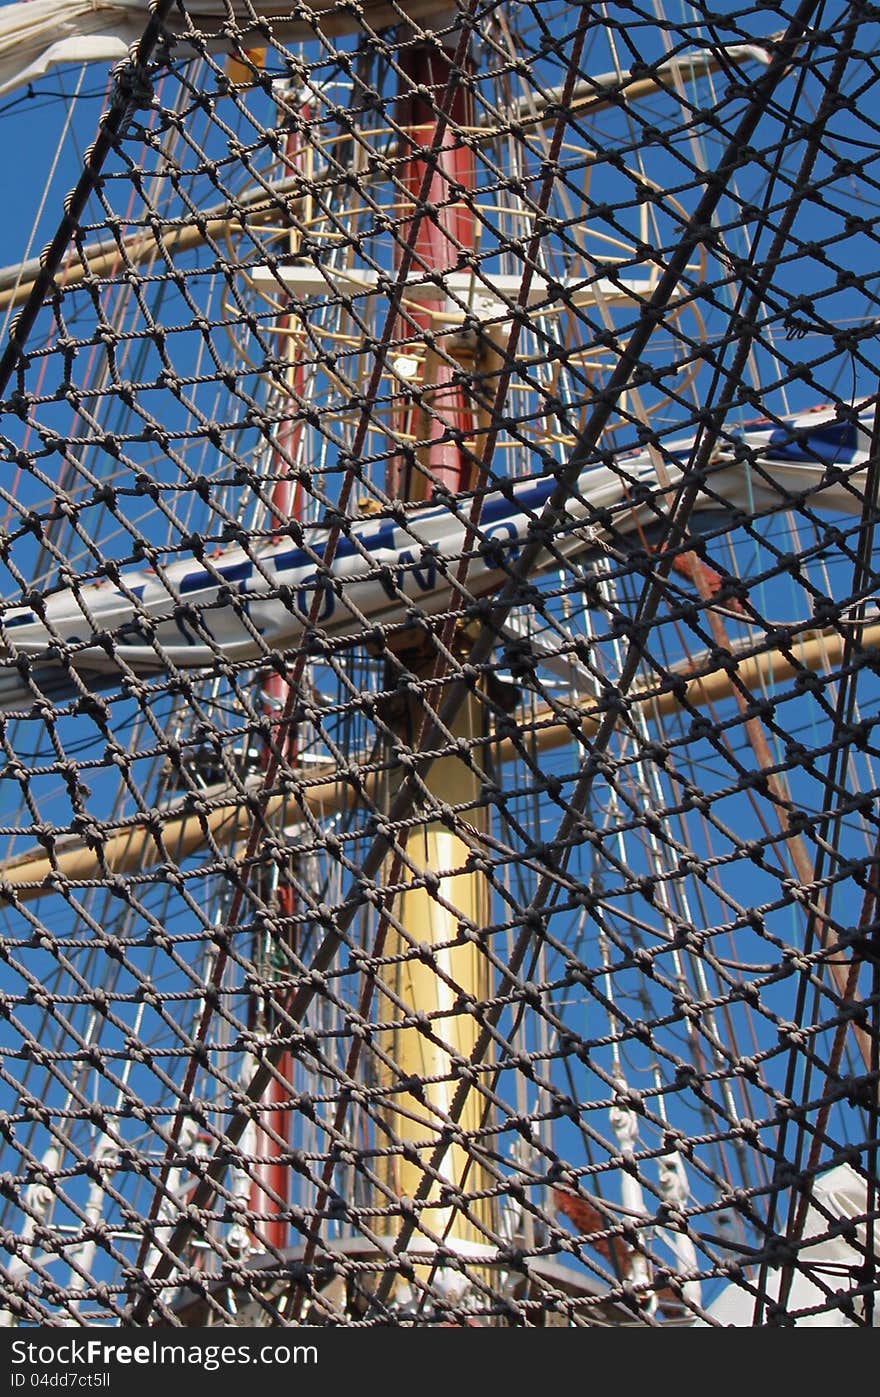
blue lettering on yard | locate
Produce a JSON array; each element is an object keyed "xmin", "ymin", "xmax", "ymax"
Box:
[{"xmin": 297, "ymin": 576, "xmax": 336, "ymax": 623}]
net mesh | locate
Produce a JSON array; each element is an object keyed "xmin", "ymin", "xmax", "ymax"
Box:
[{"xmin": 0, "ymin": 0, "xmax": 877, "ymax": 1327}]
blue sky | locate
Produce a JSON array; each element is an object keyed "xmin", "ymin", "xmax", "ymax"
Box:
[{"xmin": 0, "ymin": 1, "xmax": 877, "ymax": 1323}]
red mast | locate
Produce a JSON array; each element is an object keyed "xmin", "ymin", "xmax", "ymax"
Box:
[{"xmin": 391, "ymin": 40, "xmax": 477, "ymax": 499}]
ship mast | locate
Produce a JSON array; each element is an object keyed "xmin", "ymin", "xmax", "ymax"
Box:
[{"xmin": 375, "ymin": 25, "xmax": 494, "ymax": 1313}]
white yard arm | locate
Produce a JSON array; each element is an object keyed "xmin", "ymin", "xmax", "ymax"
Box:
[{"xmin": 0, "ymin": 403, "xmax": 870, "ymax": 710}]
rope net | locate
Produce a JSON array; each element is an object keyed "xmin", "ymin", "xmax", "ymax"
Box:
[{"xmin": 0, "ymin": 0, "xmax": 877, "ymax": 1327}]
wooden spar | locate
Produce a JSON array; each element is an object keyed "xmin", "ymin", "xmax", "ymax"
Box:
[
  {"xmin": 496, "ymin": 620, "xmax": 880, "ymax": 762},
  {"xmin": 0, "ymin": 792, "xmax": 292, "ymax": 902},
  {"xmin": 0, "ymin": 176, "xmax": 311, "ymax": 314},
  {"xmin": 507, "ymin": 38, "xmax": 777, "ymax": 129},
  {"xmin": 2, "ymin": 621, "xmax": 876, "ymax": 901},
  {"xmin": 0, "ymin": 207, "xmax": 277, "ymax": 314}
]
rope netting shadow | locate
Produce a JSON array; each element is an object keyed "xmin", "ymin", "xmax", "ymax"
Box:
[{"xmin": 0, "ymin": 0, "xmax": 876, "ymax": 1327}]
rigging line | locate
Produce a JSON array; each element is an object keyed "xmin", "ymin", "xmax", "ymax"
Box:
[
  {"xmin": 20, "ymin": 79, "xmax": 180, "ymax": 599},
  {"xmin": 765, "ymin": 383, "xmax": 880, "ymax": 1319},
  {"xmin": 123, "ymin": 1, "xmax": 824, "ymax": 1313},
  {"xmin": 0, "ymin": 59, "xmax": 113, "ymax": 540},
  {"xmin": 384, "ymin": 0, "xmax": 599, "ymax": 1095},
  {"xmin": 754, "ymin": 35, "xmax": 880, "ymax": 1246},
  {"xmin": 748, "ymin": 17, "xmax": 880, "ymax": 1320},
  {"xmin": 776, "ymin": 824, "xmax": 880, "ymax": 1323},
  {"xmin": 389, "ymin": 11, "xmax": 699, "ymax": 898},
  {"xmin": 0, "ymin": 63, "xmax": 88, "ymax": 349},
  {"xmin": 430, "ymin": 6, "xmax": 826, "ymax": 769},
  {"xmin": 282, "ymin": 843, "xmax": 411, "ymax": 1323},
  {"xmin": 616, "ymin": 664, "xmax": 751, "ymax": 1192},
  {"xmin": 650, "ymin": 4, "xmax": 790, "ymax": 415},
  {"xmin": 417, "ymin": 803, "xmax": 656, "ymax": 1314},
  {"xmin": 0, "ymin": 609, "xmax": 870, "ymax": 886},
  {"xmin": 680, "ymin": 786, "xmax": 774, "ymax": 1194},
  {"xmin": 0, "ymin": 0, "xmax": 179, "ymax": 397},
  {"xmin": 868, "ymin": 879, "xmax": 880, "ymax": 1326}
]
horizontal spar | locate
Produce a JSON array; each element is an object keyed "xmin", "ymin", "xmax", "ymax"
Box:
[
  {"xmin": 0, "ymin": 790, "xmax": 291, "ymax": 904},
  {"xmin": 2, "ymin": 619, "xmax": 876, "ymax": 902},
  {"xmin": 494, "ymin": 620, "xmax": 880, "ymax": 762},
  {"xmin": 0, "ymin": 402, "xmax": 871, "ymax": 714}
]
